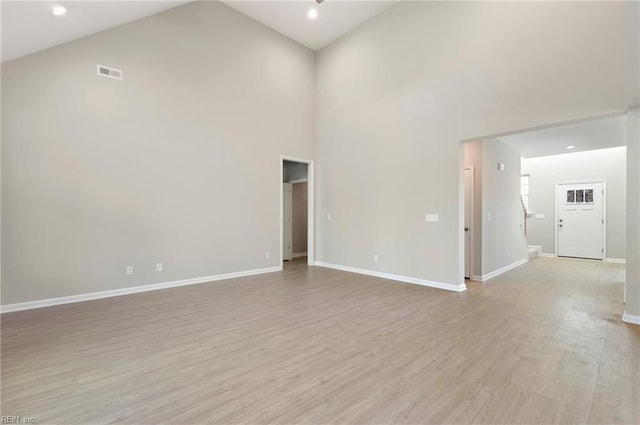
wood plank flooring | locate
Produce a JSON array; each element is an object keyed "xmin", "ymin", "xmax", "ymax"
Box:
[{"xmin": 1, "ymin": 257, "xmax": 639, "ymax": 424}]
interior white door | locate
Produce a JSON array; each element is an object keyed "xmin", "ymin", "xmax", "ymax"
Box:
[
  {"xmin": 464, "ymin": 168, "xmax": 472, "ymax": 278},
  {"xmin": 283, "ymin": 182, "xmax": 293, "ymax": 261},
  {"xmin": 557, "ymin": 182, "xmax": 604, "ymax": 259}
]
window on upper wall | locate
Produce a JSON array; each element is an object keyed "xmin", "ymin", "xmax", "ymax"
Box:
[{"xmin": 521, "ymin": 174, "xmax": 530, "ymax": 213}]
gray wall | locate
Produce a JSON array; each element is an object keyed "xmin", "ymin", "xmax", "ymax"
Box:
[
  {"xmin": 292, "ymin": 182, "xmax": 308, "ymax": 255},
  {"xmin": 316, "ymin": 1, "xmax": 628, "ymax": 286},
  {"xmin": 624, "ymin": 0, "xmax": 640, "ymax": 319},
  {"xmin": 626, "ymin": 108, "xmax": 640, "ymax": 318},
  {"xmin": 1, "ymin": 1, "xmax": 315, "ymax": 304},
  {"xmin": 481, "ymin": 139, "xmax": 527, "ymax": 275},
  {"xmin": 465, "ymin": 139, "xmax": 527, "ymax": 279},
  {"xmin": 522, "ymin": 147, "xmax": 627, "ymax": 259}
]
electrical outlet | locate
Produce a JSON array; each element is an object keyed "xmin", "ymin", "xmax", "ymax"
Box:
[
  {"xmin": 488, "ymin": 213, "xmax": 492, "ymax": 221},
  {"xmin": 327, "ymin": 213, "xmax": 332, "ymax": 220},
  {"xmin": 373, "ymin": 254, "xmax": 379, "ymax": 262},
  {"xmin": 156, "ymin": 263, "xmax": 163, "ymax": 272},
  {"xmin": 265, "ymin": 252, "xmax": 271, "ymax": 260},
  {"xmin": 126, "ymin": 266, "xmax": 134, "ymax": 276}
]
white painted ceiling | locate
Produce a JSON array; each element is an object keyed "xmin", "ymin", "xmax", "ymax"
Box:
[
  {"xmin": 1, "ymin": 0, "xmax": 397, "ymax": 63},
  {"xmin": 222, "ymin": 1, "xmax": 396, "ymax": 51},
  {"xmin": 1, "ymin": 1, "xmax": 189, "ymax": 63},
  {"xmin": 500, "ymin": 115, "xmax": 627, "ymax": 158}
]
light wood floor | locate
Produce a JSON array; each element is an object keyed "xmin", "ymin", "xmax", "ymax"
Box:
[{"xmin": 2, "ymin": 257, "xmax": 639, "ymax": 424}]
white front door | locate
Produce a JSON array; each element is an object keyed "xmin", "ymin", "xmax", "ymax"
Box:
[
  {"xmin": 464, "ymin": 168, "xmax": 472, "ymax": 278},
  {"xmin": 557, "ymin": 182, "xmax": 604, "ymax": 260},
  {"xmin": 283, "ymin": 183, "xmax": 293, "ymax": 261}
]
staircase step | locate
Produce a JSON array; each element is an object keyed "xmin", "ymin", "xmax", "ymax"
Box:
[{"xmin": 528, "ymin": 246, "xmax": 541, "ymax": 259}]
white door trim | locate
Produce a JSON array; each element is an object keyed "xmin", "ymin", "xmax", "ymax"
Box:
[
  {"xmin": 283, "ymin": 182, "xmax": 293, "ymax": 261},
  {"xmin": 280, "ymin": 156, "xmax": 314, "ymax": 266},
  {"xmin": 554, "ymin": 179, "xmax": 606, "ymax": 259},
  {"xmin": 464, "ymin": 165, "xmax": 475, "ymax": 278}
]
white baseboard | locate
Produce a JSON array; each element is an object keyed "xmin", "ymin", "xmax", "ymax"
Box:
[
  {"xmin": 605, "ymin": 258, "xmax": 626, "ymax": 264},
  {"xmin": 470, "ymin": 275, "xmax": 483, "ymax": 282},
  {"xmin": 293, "ymin": 252, "xmax": 308, "ymax": 258},
  {"xmin": 0, "ymin": 266, "xmax": 282, "ymax": 314},
  {"xmin": 538, "ymin": 253, "xmax": 556, "ymax": 258},
  {"xmin": 622, "ymin": 311, "xmax": 640, "ymax": 325},
  {"xmin": 528, "ymin": 245, "xmax": 542, "ymax": 251},
  {"xmin": 474, "ymin": 257, "xmax": 528, "ymax": 282},
  {"xmin": 314, "ymin": 261, "xmax": 466, "ymax": 292}
]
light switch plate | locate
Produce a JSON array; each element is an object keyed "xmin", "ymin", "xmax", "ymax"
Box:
[
  {"xmin": 535, "ymin": 213, "xmax": 545, "ymax": 219},
  {"xmin": 425, "ymin": 214, "xmax": 439, "ymax": 222}
]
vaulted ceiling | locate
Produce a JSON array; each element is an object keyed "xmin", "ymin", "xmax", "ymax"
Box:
[{"xmin": 1, "ymin": 1, "xmax": 397, "ymax": 63}]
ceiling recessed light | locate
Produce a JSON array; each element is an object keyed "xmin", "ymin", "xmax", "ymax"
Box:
[
  {"xmin": 52, "ymin": 6, "xmax": 67, "ymax": 16},
  {"xmin": 566, "ymin": 145, "xmax": 576, "ymax": 150},
  {"xmin": 308, "ymin": 8, "xmax": 318, "ymax": 20}
]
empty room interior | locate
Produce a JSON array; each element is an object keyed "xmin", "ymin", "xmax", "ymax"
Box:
[{"xmin": 1, "ymin": 1, "xmax": 639, "ymax": 424}]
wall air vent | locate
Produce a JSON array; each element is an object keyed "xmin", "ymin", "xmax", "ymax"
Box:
[{"xmin": 97, "ymin": 65, "xmax": 123, "ymax": 80}]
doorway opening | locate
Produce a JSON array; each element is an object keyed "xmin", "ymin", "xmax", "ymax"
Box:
[
  {"xmin": 460, "ymin": 112, "xmax": 626, "ymax": 283},
  {"xmin": 281, "ymin": 157, "xmax": 314, "ymax": 267},
  {"xmin": 463, "ymin": 165, "xmax": 475, "ymax": 279}
]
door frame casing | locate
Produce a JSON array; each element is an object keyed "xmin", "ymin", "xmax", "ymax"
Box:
[
  {"xmin": 554, "ymin": 179, "xmax": 607, "ymax": 259},
  {"xmin": 282, "ymin": 182, "xmax": 293, "ymax": 261},
  {"xmin": 464, "ymin": 165, "xmax": 475, "ymax": 278},
  {"xmin": 280, "ymin": 156, "xmax": 314, "ymax": 266}
]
